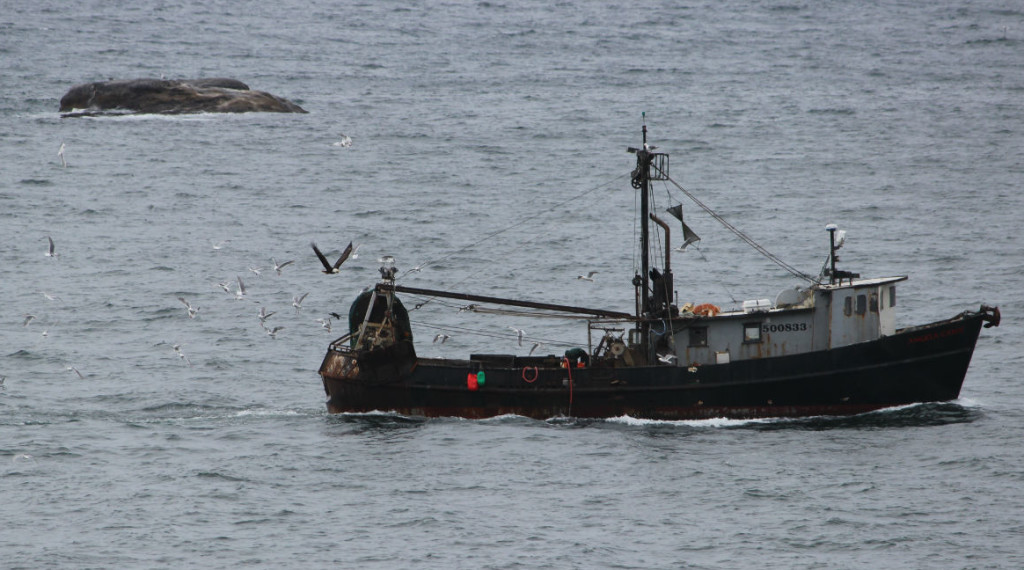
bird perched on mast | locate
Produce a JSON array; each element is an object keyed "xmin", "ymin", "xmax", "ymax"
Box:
[{"xmin": 311, "ymin": 241, "xmax": 354, "ymax": 274}]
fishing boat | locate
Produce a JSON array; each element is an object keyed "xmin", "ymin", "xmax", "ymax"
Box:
[{"xmin": 318, "ymin": 125, "xmax": 1000, "ymax": 420}]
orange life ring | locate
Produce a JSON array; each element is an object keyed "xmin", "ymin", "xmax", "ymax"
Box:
[
  {"xmin": 692, "ymin": 303, "xmax": 721, "ymax": 317},
  {"xmin": 522, "ymin": 366, "xmax": 539, "ymax": 383}
]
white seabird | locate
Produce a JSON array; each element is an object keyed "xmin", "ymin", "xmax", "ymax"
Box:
[
  {"xmin": 177, "ymin": 297, "xmax": 199, "ymax": 319},
  {"xmin": 172, "ymin": 343, "xmax": 192, "ymax": 367},
  {"xmin": 508, "ymin": 326, "xmax": 526, "ymax": 347},
  {"xmin": 316, "ymin": 317, "xmax": 332, "ymax": 333},
  {"xmin": 272, "ymin": 258, "xmax": 295, "ymax": 275},
  {"xmin": 45, "ymin": 236, "xmax": 58, "ymax": 258},
  {"xmin": 258, "ymin": 306, "xmax": 275, "ymax": 324},
  {"xmin": 234, "ymin": 276, "xmax": 247, "ymax": 300}
]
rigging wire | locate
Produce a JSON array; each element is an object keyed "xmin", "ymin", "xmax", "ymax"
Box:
[{"xmin": 654, "ymin": 164, "xmax": 817, "ymax": 284}]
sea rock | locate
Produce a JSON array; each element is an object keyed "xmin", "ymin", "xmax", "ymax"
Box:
[{"xmin": 59, "ymin": 78, "xmax": 307, "ymax": 115}]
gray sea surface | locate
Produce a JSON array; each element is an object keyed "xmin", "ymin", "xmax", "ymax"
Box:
[{"xmin": 2, "ymin": 1, "xmax": 1023, "ymax": 568}]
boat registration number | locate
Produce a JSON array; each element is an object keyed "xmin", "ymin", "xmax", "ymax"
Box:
[{"xmin": 762, "ymin": 323, "xmax": 808, "ymax": 333}]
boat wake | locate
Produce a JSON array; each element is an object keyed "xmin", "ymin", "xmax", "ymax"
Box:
[
  {"xmin": 734, "ymin": 401, "xmax": 984, "ymax": 431},
  {"xmin": 322, "ymin": 401, "xmax": 983, "ymax": 431}
]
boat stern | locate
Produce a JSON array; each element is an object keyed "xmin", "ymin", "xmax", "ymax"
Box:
[{"xmin": 319, "ymin": 340, "xmax": 417, "ymax": 413}]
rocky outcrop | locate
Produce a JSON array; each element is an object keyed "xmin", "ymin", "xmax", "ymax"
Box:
[{"xmin": 59, "ymin": 78, "xmax": 307, "ymax": 115}]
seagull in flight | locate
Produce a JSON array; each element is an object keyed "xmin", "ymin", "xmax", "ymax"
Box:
[
  {"xmin": 657, "ymin": 353, "xmax": 678, "ymax": 365},
  {"xmin": 264, "ymin": 325, "xmax": 285, "ymax": 339},
  {"xmin": 508, "ymin": 326, "xmax": 526, "ymax": 347},
  {"xmin": 433, "ymin": 332, "xmax": 451, "ymax": 344},
  {"xmin": 58, "ymin": 141, "xmax": 66, "ymax": 168},
  {"xmin": 23, "ymin": 314, "xmax": 36, "ymax": 327},
  {"xmin": 332, "ymin": 134, "xmax": 353, "ymax": 148},
  {"xmin": 248, "ymin": 266, "xmax": 263, "ymax": 278},
  {"xmin": 216, "ymin": 281, "xmax": 232, "ymax": 294},
  {"xmin": 316, "ymin": 317, "xmax": 333, "ymax": 333},
  {"xmin": 172, "ymin": 343, "xmax": 192, "ymax": 367},
  {"xmin": 293, "ymin": 292, "xmax": 309, "ymax": 311},
  {"xmin": 257, "ymin": 306, "xmax": 275, "ymax": 324},
  {"xmin": 66, "ymin": 366, "xmax": 84, "ymax": 379},
  {"xmin": 234, "ymin": 276, "xmax": 247, "ymax": 300},
  {"xmin": 45, "ymin": 236, "xmax": 58, "ymax": 258},
  {"xmin": 272, "ymin": 258, "xmax": 294, "ymax": 275},
  {"xmin": 311, "ymin": 241, "xmax": 354, "ymax": 274},
  {"xmin": 177, "ymin": 297, "xmax": 199, "ymax": 319},
  {"xmin": 576, "ymin": 271, "xmax": 598, "ymax": 281}
]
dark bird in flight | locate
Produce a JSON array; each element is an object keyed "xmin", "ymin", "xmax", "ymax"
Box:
[{"xmin": 311, "ymin": 241, "xmax": 354, "ymax": 274}]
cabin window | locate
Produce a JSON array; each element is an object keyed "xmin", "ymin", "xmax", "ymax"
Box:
[
  {"xmin": 843, "ymin": 296, "xmax": 853, "ymax": 316},
  {"xmin": 689, "ymin": 327, "xmax": 708, "ymax": 347},
  {"xmin": 889, "ymin": 286, "xmax": 897, "ymax": 308},
  {"xmin": 870, "ymin": 292, "xmax": 879, "ymax": 313},
  {"xmin": 743, "ymin": 323, "xmax": 762, "ymax": 343},
  {"xmin": 856, "ymin": 294, "xmax": 867, "ymax": 315}
]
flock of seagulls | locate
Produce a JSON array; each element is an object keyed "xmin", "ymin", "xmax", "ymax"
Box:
[
  {"xmin": 15, "ymin": 235, "xmax": 364, "ymax": 382},
  {"xmin": 26, "ymin": 138, "xmax": 619, "ymax": 387},
  {"xmin": 197, "ymin": 241, "xmax": 362, "ymax": 349},
  {"xmin": 18, "ymin": 230, "xmax": 589, "ymax": 384}
]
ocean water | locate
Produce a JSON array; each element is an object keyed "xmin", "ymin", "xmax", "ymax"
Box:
[{"xmin": 2, "ymin": 0, "xmax": 1023, "ymax": 568}]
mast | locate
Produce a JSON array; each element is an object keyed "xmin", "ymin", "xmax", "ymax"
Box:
[
  {"xmin": 639, "ymin": 123, "xmax": 651, "ymax": 322},
  {"xmin": 628, "ymin": 116, "xmax": 671, "ymax": 357}
]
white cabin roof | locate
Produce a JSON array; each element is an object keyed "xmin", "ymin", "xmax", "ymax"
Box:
[{"xmin": 815, "ymin": 275, "xmax": 907, "ymax": 291}]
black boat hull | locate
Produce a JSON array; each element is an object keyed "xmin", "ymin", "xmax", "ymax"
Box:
[{"xmin": 320, "ymin": 311, "xmax": 989, "ymax": 420}]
